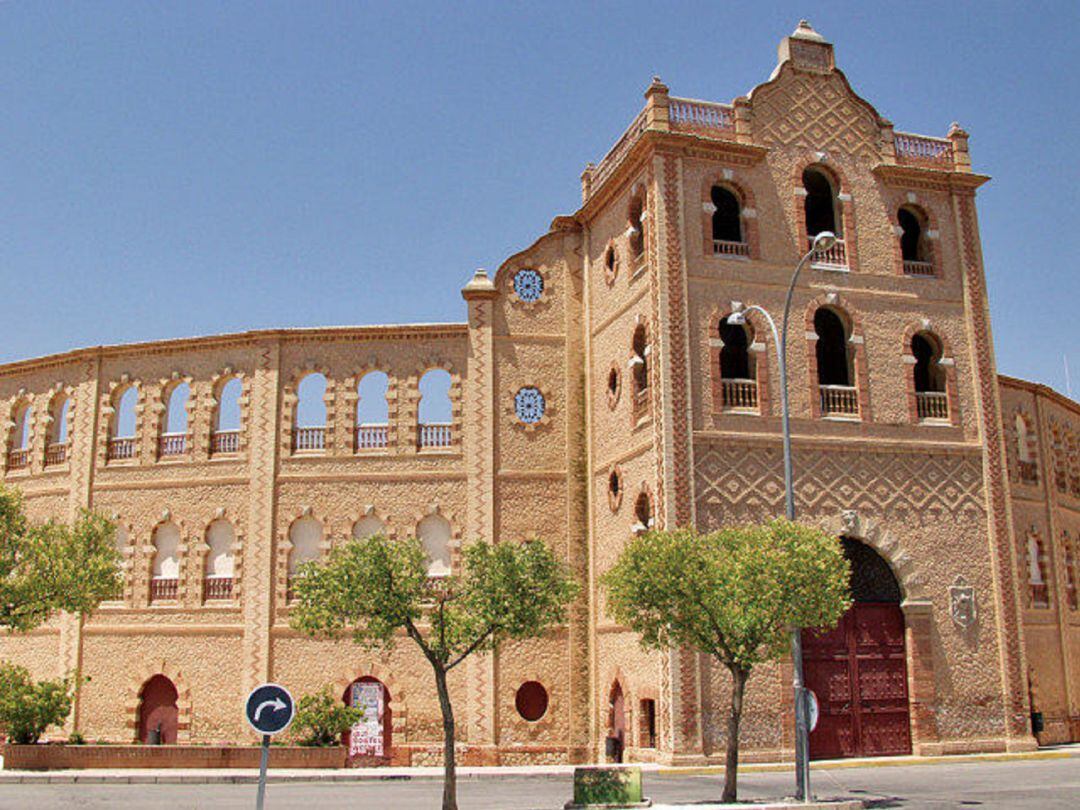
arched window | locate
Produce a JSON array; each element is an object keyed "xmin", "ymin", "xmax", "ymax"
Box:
[
  {"xmin": 211, "ymin": 377, "xmax": 242, "ymax": 455},
  {"xmin": 814, "ymin": 309, "xmax": 851, "ymax": 386},
  {"xmin": 711, "ymin": 186, "xmax": 743, "ymax": 244},
  {"xmin": 418, "ymin": 369, "xmax": 452, "ymax": 449},
  {"xmin": 204, "ymin": 520, "xmax": 235, "ymax": 601},
  {"xmin": 294, "ymin": 373, "xmax": 327, "ymax": 452},
  {"xmin": 628, "ymin": 193, "xmax": 645, "ymax": 259},
  {"xmin": 109, "ymin": 386, "xmax": 138, "ymax": 461},
  {"xmin": 48, "ymin": 395, "xmax": 70, "ymax": 445},
  {"xmin": 629, "ymin": 325, "xmax": 650, "ymax": 423},
  {"xmin": 356, "ymin": 371, "xmax": 390, "ymax": 451},
  {"xmin": 7, "ymin": 403, "xmax": 32, "ymax": 470},
  {"xmin": 718, "ymin": 319, "xmax": 757, "ymax": 411},
  {"xmin": 898, "ymin": 206, "xmax": 932, "ymax": 276},
  {"xmin": 111, "ymin": 524, "xmax": 128, "ymax": 601},
  {"xmin": 150, "ymin": 523, "xmax": 180, "ymax": 602},
  {"xmin": 353, "ymin": 514, "xmax": 385, "ymax": 541},
  {"xmin": 1015, "ymin": 413, "xmax": 1038, "ymax": 485},
  {"xmin": 287, "ymin": 516, "xmax": 323, "ymax": 597},
  {"xmin": 159, "ymin": 383, "xmax": 189, "ymax": 457},
  {"xmin": 803, "ymin": 168, "xmax": 838, "ymax": 237},
  {"xmin": 1063, "ymin": 531, "xmax": 1078, "ymax": 612},
  {"xmin": 418, "ymin": 512, "xmax": 452, "ymax": 577},
  {"xmin": 814, "ymin": 308, "xmax": 858, "ymax": 417},
  {"xmin": 1027, "ymin": 533, "xmax": 1050, "ymax": 608},
  {"xmin": 912, "ymin": 332, "xmax": 948, "ymax": 421},
  {"xmin": 633, "ymin": 491, "xmax": 652, "ymax": 535}
]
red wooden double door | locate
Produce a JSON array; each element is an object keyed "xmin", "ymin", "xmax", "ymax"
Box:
[{"xmin": 804, "ymin": 603, "xmax": 911, "ymax": 759}]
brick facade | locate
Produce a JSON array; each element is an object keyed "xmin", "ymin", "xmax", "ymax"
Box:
[{"xmin": 0, "ymin": 22, "xmax": 1071, "ymax": 764}]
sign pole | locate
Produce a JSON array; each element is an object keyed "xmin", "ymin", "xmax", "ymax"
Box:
[
  {"xmin": 244, "ymin": 683, "xmax": 295, "ymax": 810},
  {"xmin": 255, "ymin": 733, "xmax": 270, "ymax": 810}
]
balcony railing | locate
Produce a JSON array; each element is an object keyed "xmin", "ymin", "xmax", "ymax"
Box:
[
  {"xmin": 894, "ymin": 132, "xmax": 953, "ymax": 168},
  {"xmin": 293, "ymin": 426, "xmax": 326, "ymax": 452},
  {"xmin": 819, "ymin": 385, "xmax": 859, "ymax": 417},
  {"xmin": 669, "ymin": 98, "xmax": 735, "ymax": 133},
  {"xmin": 903, "ymin": 259, "xmax": 935, "ymax": 277},
  {"xmin": 915, "ymin": 391, "xmax": 949, "ymax": 421},
  {"xmin": 1018, "ymin": 460, "xmax": 1039, "ymax": 485},
  {"xmin": 632, "ymin": 387, "xmax": 650, "ymax": 422},
  {"xmin": 44, "ymin": 442, "xmax": 68, "ymax": 466},
  {"xmin": 210, "ymin": 430, "xmax": 240, "ymax": 455},
  {"xmin": 713, "ymin": 239, "xmax": 750, "ymax": 258},
  {"xmin": 355, "ymin": 423, "xmax": 389, "ymax": 451},
  {"xmin": 203, "ymin": 576, "xmax": 233, "ymax": 601},
  {"xmin": 590, "ymin": 108, "xmax": 648, "ymax": 194},
  {"xmin": 809, "ymin": 236, "xmax": 848, "ymax": 269},
  {"xmin": 158, "ymin": 433, "xmax": 186, "ymax": 457},
  {"xmin": 1029, "ymin": 582, "xmax": 1049, "ymax": 609},
  {"xmin": 721, "ymin": 378, "xmax": 758, "ymax": 411},
  {"xmin": 108, "ymin": 437, "xmax": 137, "ymax": 461},
  {"xmin": 418, "ymin": 423, "xmax": 453, "ymax": 449},
  {"xmin": 6, "ymin": 448, "xmax": 29, "ymax": 471},
  {"xmin": 150, "ymin": 577, "xmax": 178, "ymax": 602}
]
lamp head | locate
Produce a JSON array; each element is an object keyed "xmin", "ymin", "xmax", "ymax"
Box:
[
  {"xmin": 727, "ymin": 311, "xmax": 747, "ymax": 326},
  {"xmin": 811, "ymin": 231, "xmax": 837, "ymax": 252}
]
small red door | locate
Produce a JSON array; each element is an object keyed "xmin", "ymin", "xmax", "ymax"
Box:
[
  {"xmin": 137, "ymin": 675, "xmax": 179, "ymax": 744},
  {"xmin": 609, "ymin": 682, "xmax": 626, "ymax": 763},
  {"xmin": 805, "ymin": 603, "xmax": 911, "ymax": 759}
]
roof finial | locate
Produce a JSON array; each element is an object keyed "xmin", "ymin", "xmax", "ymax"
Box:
[{"xmin": 791, "ymin": 19, "xmax": 826, "ymax": 42}]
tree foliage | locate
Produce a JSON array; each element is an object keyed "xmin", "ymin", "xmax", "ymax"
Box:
[
  {"xmin": 0, "ymin": 662, "xmax": 76, "ymax": 744},
  {"xmin": 0, "ymin": 485, "xmax": 122, "ymax": 632},
  {"xmin": 290, "ymin": 533, "xmax": 578, "ymax": 810},
  {"xmin": 291, "ymin": 688, "xmax": 365, "ymax": 747},
  {"xmin": 602, "ymin": 520, "xmax": 850, "ymax": 802}
]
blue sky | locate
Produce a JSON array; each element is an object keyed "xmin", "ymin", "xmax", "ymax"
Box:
[{"xmin": 1, "ymin": 2, "xmax": 1077, "ymax": 394}]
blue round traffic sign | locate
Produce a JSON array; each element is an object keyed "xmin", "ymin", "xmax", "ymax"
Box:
[{"xmin": 245, "ymin": 683, "xmax": 295, "ymax": 735}]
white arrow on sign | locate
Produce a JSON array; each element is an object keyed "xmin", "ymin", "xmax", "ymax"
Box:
[{"xmin": 254, "ymin": 697, "xmax": 286, "ymax": 722}]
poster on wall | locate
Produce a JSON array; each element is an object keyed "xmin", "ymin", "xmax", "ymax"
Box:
[{"xmin": 349, "ymin": 681, "xmax": 384, "ymax": 757}]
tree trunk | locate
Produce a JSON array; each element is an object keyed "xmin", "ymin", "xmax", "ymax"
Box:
[
  {"xmin": 434, "ymin": 666, "xmax": 458, "ymax": 810},
  {"xmin": 722, "ymin": 666, "xmax": 750, "ymax": 804}
]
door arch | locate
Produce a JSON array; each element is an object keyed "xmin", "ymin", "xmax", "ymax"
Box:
[
  {"xmin": 137, "ymin": 675, "xmax": 179, "ymax": 744},
  {"xmin": 342, "ymin": 676, "xmax": 392, "ymax": 764},
  {"xmin": 805, "ymin": 538, "xmax": 911, "ymax": 759},
  {"xmin": 607, "ymin": 681, "xmax": 626, "ymax": 763}
]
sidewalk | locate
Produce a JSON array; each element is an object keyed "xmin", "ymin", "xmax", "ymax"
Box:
[{"xmin": 0, "ymin": 745, "xmax": 1075, "ymax": 785}]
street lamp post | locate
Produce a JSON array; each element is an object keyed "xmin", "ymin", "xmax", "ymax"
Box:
[{"xmin": 727, "ymin": 230, "xmax": 836, "ymax": 803}]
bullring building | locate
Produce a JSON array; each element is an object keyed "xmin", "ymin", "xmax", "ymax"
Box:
[{"xmin": 2, "ymin": 22, "xmax": 1077, "ymax": 764}]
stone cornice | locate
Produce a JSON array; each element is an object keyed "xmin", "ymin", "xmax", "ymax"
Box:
[
  {"xmin": 873, "ymin": 163, "xmax": 990, "ymax": 191},
  {"xmin": 999, "ymin": 373, "xmax": 1080, "ymax": 416},
  {"xmin": 0, "ymin": 323, "xmax": 470, "ymax": 379},
  {"xmin": 576, "ymin": 129, "xmax": 768, "ymax": 223}
]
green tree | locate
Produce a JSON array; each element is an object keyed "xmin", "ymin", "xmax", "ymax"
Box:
[
  {"xmin": 0, "ymin": 485, "xmax": 122, "ymax": 632},
  {"xmin": 290, "ymin": 533, "xmax": 578, "ymax": 810},
  {"xmin": 291, "ymin": 688, "xmax": 365, "ymax": 747},
  {"xmin": 0, "ymin": 662, "xmax": 76, "ymax": 744},
  {"xmin": 602, "ymin": 520, "xmax": 850, "ymax": 803}
]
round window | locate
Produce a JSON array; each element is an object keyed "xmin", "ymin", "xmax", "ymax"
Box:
[
  {"xmin": 514, "ymin": 387, "xmax": 546, "ymax": 425},
  {"xmin": 515, "ymin": 681, "xmax": 549, "ymax": 722},
  {"xmin": 512, "ymin": 269, "xmax": 545, "ymax": 303}
]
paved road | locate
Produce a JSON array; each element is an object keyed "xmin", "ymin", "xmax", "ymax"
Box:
[{"xmin": 0, "ymin": 757, "xmax": 1077, "ymax": 809}]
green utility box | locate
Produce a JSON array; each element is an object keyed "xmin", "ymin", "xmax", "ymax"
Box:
[{"xmin": 565, "ymin": 765, "xmax": 651, "ymax": 809}]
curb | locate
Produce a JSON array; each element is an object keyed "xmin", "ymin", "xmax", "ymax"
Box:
[
  {"xmin": 657, "ymin": 747, "xmax": 1078, "ymax": 777},
  {"xmin": 650, "ymin": 803, "xmax": 863, "ymax": 810},
  {"xmin": 0, "ymin": 746, "xmax": 1075, "ymax": 785}
]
